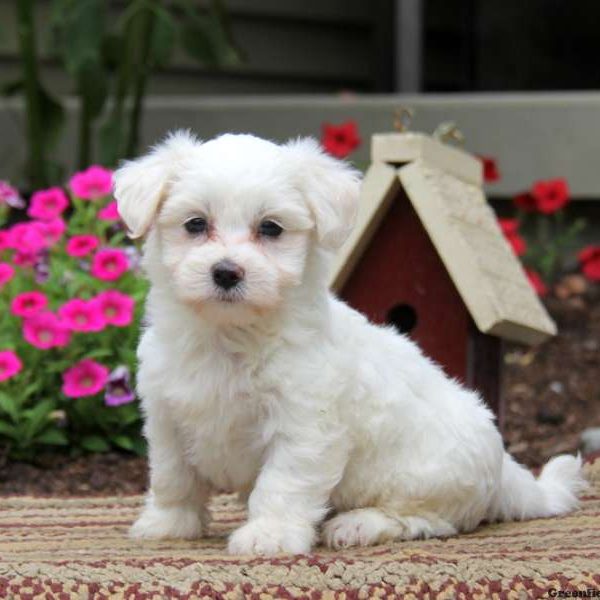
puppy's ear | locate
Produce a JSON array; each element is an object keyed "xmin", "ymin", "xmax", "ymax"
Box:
[
  {"xmin": 113, "ymin": 130, "xmax": 199, "ymax": 238},
  {"xmin": 284, "ymin": 137, "xmax": 361, "ymax": 250}
]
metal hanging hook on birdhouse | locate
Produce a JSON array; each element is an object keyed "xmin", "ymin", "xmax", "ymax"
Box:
[
  {"xmin": 393, "ymin": 107, "xmax": 414, "ymax": 133},
  {"xmin": 433, "ymin": 121, "xmax": 465, "ymax": 146}
]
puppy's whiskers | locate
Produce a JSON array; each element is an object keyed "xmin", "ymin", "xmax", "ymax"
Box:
[{"xmin": 215, "ymin": 285, "xmax": 246, "ymax": 304}]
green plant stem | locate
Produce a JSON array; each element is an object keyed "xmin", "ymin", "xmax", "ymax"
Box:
[
  {"xmin": 553, "ymin": 210, "xmax": 565, "ymax": 278},
  {"xmin": 78, "ymin": 89, "xmax": 92, "ymax": 169},
  {"xmin": 126, "ymin": 4, "xmax": 156, "ymax": 158},
  {"xmin": 103, "ymin": 12, "xmax": 138, "ymax": 163},
  {"xmin": 15, "ymin": 0, "xmax": 45, "ymax": 188},
  {"xmin": 536, "ymin": 214, "xmax": 553, "ymax": 280}
]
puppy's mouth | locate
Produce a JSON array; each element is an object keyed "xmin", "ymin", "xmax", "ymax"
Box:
[{"xmin": 214, "ymin": 288, "xmax": 245, "ymax": 304}]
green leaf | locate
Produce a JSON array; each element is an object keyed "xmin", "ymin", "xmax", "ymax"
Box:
[
  {"xmin": 85, "ymin": 348, "xmax": 114, "ymax": 360},
  {"xmin": 47, "ymin": 361, "xmax": 75, "ymax": 374},
  {"xmin": 179, "ymin": 22, "xmax": 216, "ymax": 66},
  {"xmin": 212, "ymin": 0, "xmax": 244, "ymax": 62},
  {"xmin": 0, "ymin": 392, "xmax": 19, "ymax": 422},
  {"xmin": 76, "ymin": 57, "xmax": 109, "ymax": 119},
  {"xmin": 149, "ymin": 6, "xmax": 177, "ymax": 67},
  {"xmin": 81, "ymin": 434, "xmax": 111, "ymax": 453},
  {"xmin": 88, "ymin": 400, "xmax": 111, "ymax": 427},
  {"xmin": 1, "ymin": 78, "xmax": 23, "ymax": 97},
  {"xmin": 36, "ymin": 428, "xmax": 69, "ymax": 446},
  {"xmin": 118, "ymin": 404, "xmax": 142, "ymax": 426},
  {"xmin": 50, "ymin": 0, "xmax": 74, "ymax": 25},
  {"xmin": 101, "ymin": 33, "xmax": 125, "ymax": 70},
  {"xmin": 98, "ymin": 115, "xmax": 126, "ymax": 167},
  {"xmin": 20, "ymin": 381, "xmax": 42, "ymax": 401},
  {"xmin": 566, "ymin": 218, "xmax": 587, "ymax": 237},
  {"xmin": 52, "ymin": 0, "xmax": 106, "ymax": 75},
  {"xmin": 133, "ymin": 289, "xmax": 148, "ymax": 302},
  {"xmin": 38, "ymin": 84, "xmax": 66, "ymax": 155},
  {"xmin": 179, "ymin": 0, "xmax": 242, "ymax": 68},
  {"xmin": 108, "ymin": 231, "xmax": 127, "ymax": 246},
  {"xmin": 111, "ymin": 434, "xmax": 134, "ymax": 451},
  {"xmin": 23, "ymin": 400, "xmax": 55, "ymax": 441},
  {"xmin": 71, "ymin": 397, "xmax": 98, "ymax": 428},
  {"xmin": 130, "ymin": 436, "xmax": 147, "ymax": 456},
  {"xmin": 0, "ymin": 420, "xmax": 18, "ymax": 440},
  {"xmin": 538, "ymin": 254, "xmax": 555, "ymax": 279}
]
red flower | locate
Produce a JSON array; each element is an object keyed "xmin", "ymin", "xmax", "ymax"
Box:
[
  {"xmin": 525, "ymin": 269, "xmax": 548, "ymax": 296},
  {"xmin": 499, "ymin": 218, "xmax": 527, "ymax": 256},
  {"xmin": 499, "ymin": 219, "xmax": 519, "ymax": 236},
  {"xmin": 578, "ymin": 245, "xmax": 600, "ymax": 281},
  {"xmin": 531, "ymin": 178, "xmax": 570, "ymax": 214},
  {"xmin": 479, "ymin": 156, "xmax": 500, "ymax": 183},
  {"xmin": 508, "ymin": 234, "xmax": 527, "ymax": 257},
  {"xmin": 321, "ymin": 121, "xmax": 361, "ymax": 158},
  {"xmin": 513, "ymin": 192, "xmax": 538, "ymax": 212}
]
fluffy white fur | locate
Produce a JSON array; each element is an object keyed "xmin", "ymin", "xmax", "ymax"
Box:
[{"xmin": 113, "ymin": 131, "xmax": 586, "ymax": 556}]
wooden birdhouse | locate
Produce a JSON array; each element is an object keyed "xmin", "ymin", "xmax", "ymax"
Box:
[{"xmin": 330, "ymin": 131, "xmax": 557, "ymax": 427}]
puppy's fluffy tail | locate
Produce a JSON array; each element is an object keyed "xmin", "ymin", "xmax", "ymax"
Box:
[{"xmin": 487, "ymin": 452, "xmax": 587, "ymax": 522}]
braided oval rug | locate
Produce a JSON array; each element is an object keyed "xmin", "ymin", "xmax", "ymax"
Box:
[{"xmin": 1, "ymin": 458, "xmax": 599, "ymax": 599}]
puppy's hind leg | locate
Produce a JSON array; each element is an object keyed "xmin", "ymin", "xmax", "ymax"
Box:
[{"xmin": 322, "ymin": 508, "xmax": 457, "ymax": 549}]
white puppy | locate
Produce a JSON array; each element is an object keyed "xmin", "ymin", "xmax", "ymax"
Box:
[{"xmin": 114, "ymin": 131, "xmax": 585, "ymax": 556}]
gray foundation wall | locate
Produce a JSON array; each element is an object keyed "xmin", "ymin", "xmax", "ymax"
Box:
[{"xmin": 1, "ymin": 93, "xmax": 599, "ymax": 199}]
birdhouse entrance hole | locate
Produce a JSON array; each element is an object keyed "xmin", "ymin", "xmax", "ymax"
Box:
[{"xmin": 387, "ymin": 303, "xmax": 418, "ymax": 334}]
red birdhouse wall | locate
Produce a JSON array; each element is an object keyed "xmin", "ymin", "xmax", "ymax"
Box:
[{"xmin": 339, "ymin": 189, "xmax": 503, "ymax": 426}]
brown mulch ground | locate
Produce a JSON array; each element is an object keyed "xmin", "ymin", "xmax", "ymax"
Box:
[
  {"xmin": 0, "ymin": 451, "xmax": 147, "ymax": 496},
  {"xmin": 0, "ymin": 286, "xmax": 597, "ymax": 496},
  {"xmin": 504, "ymin": 284, "xmax": 600, "ymax": 468}
]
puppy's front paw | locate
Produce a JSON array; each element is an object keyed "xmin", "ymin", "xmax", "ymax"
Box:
[
  {"xmin": 130, "ymin": 504, "xmax": 203, "ymax": 540},
  {"xmin": 228, "ymin": 517, "xmax": 314, "ymax": 556}
]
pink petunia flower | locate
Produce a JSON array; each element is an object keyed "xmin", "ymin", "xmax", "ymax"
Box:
[
  {"xmin": 8, "ymin": 222, "xmax": 47, "ymax": 253},
  {"xmin": 62, "ymin": 359, "xmax": 109, "ymax": 398},
  {"xmin": 0, "ymin": 262, "xmax": 15, "ymax": 286},
  {"xmin": 13, "ymin": 250, "xmax": 38, "ymax": 267},
  {"xmin": 0, "ymin": 230, "xmax": 10, "ymax": 250},
  {"xmin": 91, "ymin": 248, "xmax": 129, "ymax": 281},
  {"xmin": 23, "ymin": 312, "xmax": 71, "ymax": 349},
  {"xmin": 11, "ymin": 291, "xmax": 48, "ymax": 318},
  {"xmin": 34, "ymin": 218, "xmax": 66, "ymax": 246},
  {"xmin": 27, "ymin": 188, "xmax": 69, "ymax": 220},
  {"xmin": 59, "ymin": 298, "xmax": 106, "ymax": 332},
  {"xmin": 0, "ymin": 350, "xmax": 22, "ymax": 382},
  {"xmin": 95, "ymin": 290, "xmax": 135, "ymax": 327},
  {"xmin": 69, "ymin": 166, "xmax": 113, "ymax": 200},
  {"xmin": 66, "ymin": 235, "xmax": 100, "ymax": 258},
  {"xmin": 98, "ymin": 201, "xmax": 120, "ymax": 221}
]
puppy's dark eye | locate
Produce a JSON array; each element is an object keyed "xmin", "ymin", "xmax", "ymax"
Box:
[
  {"xmin": 258, "ymin": 220, "xmax": 283, "ymax": 238},
  {"xmin": 184, "ymin": 217, "xmax": 208, "ymax": 235}
]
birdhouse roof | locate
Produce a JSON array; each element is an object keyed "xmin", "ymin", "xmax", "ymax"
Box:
[{"xmin": 330, "ymin": 132, "xmax": 557, "ymax": 345}]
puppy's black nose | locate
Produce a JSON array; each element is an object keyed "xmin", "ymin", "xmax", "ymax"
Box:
[{"xmin": 212, "ymin": 260, "xmax": 244, "ymax": 290}]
